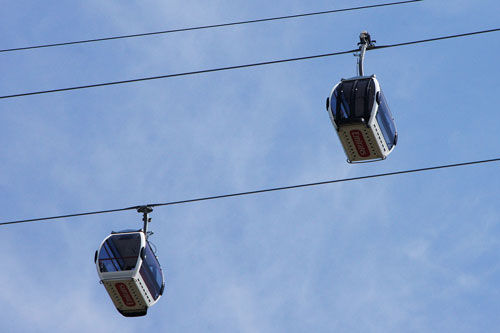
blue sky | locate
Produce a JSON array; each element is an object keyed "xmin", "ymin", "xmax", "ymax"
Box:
[{"xmin": 1, "ymin": 0, "xmax": 500, "ymax": 332}]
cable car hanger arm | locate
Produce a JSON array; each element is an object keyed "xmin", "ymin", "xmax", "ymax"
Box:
[{"xmin": 357, "ymin": 31, "xmax": 376, "ymax": 76}]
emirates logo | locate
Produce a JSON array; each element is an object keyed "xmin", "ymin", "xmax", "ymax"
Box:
[
  {"xmin": 115, "ymin": 282, "xmax": 136, "ymax": 307},
  {"xmin": 350, "ymin": 130, "xmax": 370, "ymax": 157}
]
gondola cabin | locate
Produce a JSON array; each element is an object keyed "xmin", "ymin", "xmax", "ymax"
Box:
[
  {"xmin": 326, "ymin": 75, "xmax": 397, "ymax": 163},
  {"xmin": 95, "ymin": 230, "xmax": 165, "ymax": 317}
]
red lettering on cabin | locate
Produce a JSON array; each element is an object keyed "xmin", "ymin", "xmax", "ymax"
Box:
[
  {"xmin": 115, "ymin": 282, "xmax": 136, "ymax": 307},
  {"xmin": 350, "ymin": 130, "xmax": 370, "ymax": 157}
]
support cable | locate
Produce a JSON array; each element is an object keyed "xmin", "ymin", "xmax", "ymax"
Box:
[
  {"xmin": 0, "ymin": 0, "xmax": 423, "ymax": 53},
  {"xmin": 0, "ymin": 28, "xmax": 498, "ymax": 101},
  {"xmin": 1, "ymin": 157, "xmax": 499, "ymax": 226}
]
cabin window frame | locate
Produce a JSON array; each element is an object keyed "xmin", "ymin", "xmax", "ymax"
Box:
[{"xmin": 98, "ymin": 233, "xmax": 142, "ymax": 273}]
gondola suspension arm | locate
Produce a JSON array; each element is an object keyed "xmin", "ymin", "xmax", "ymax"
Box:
[{"xmin": 357, "ymin": 31, "xmax": 376, "ymax": 76}]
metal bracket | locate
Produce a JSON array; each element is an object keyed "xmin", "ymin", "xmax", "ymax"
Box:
[
  {"xmin": 137, "ymin": 206, "xmax": 153, "ymax": 236},
  {"xmin": 356, "ymin": 31, "xmax": 376, "ymax": 76}
]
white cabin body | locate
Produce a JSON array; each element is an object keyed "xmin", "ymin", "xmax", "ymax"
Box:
[
  {"xmin": 95, "ymin": 231, "xmax": 164, "ymax": 317},
  {"xmin": 326, "ymin": 75, "xmax": 397, "ymax": 163}
]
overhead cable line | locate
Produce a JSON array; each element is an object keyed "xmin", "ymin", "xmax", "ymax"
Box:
[
  {"xmin": 1, "ymin": 157, "xmax": 499, "ymax": 226},
  {"xmin": 0, "ymin": 0, "xmax": 423, "ymax": 54},
  {"xmin": 0, "ymin": 28, "xmax": 498, "ymax": 101}
]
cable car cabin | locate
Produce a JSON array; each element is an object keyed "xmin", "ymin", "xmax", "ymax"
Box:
[
  {"xmin": 326, "ymin": 75, "xmax": 397, "ymax": 163},
  {"xmin": 95, "ymin": 230, "xmax": 165, "ymax": 317}
]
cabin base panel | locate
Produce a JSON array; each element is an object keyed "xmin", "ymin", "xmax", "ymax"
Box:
[
  {"xmin": 338, "ymin": 124, "xmax": 386, "ymax": 162},
  {"xmin": 103, "ymin": 279, "xmax": 149, "ymax": 316}
]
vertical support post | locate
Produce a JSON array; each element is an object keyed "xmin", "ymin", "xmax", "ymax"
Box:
[
  {"xmin": 137, "ymin": 206, "xmax": 153, "ymax": 237},
  {"xmin": 357, "ymin": 31, "xmax": 375, "ymax": 77},
  {"xmin": 357, "ymin": 41, "xmax": 367, "ymax": 76}
]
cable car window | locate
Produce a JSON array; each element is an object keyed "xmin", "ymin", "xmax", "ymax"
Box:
[
  {"xmin": 330, "ymin": 90, "xmax": 338, "ymax": 118},
  {"xmin": 365, "ymin": 79, "xmax": 376, "ymax": 118},
  {"xmin": 98, "ymin": 234, "xmax": 141, "ymax": 272},
  {"xmin": 335, "ymin": 82, "xmax": 352, "ymax": 120},
  {"xmin": 339, "ymin": 93, "xmax": 350, "ymax": 118},
  {"xmin": 376, "ymin": 91, "xmax": 396, "ymax": 149},
  {"xmin": 139, "ymin": 243, "xmax": 163, "ymax": 300},
  {"xmin": 353, "ymin": 79, "xmax": 367, "ymax": 118},
  {"xmin": 335, "ymin": 80, "xmax": 376, "ymax": 123}
]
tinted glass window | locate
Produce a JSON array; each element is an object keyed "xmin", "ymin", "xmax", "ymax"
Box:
[
  {"xmin": 342, "ymin": 81, "xmax": 354, "ymax": 118},
  {"xmin": 376, "ymin": 91, "xmax": 397, "ymax": 149},
  {"xmin": 339, "ymin": 92, "xmax": 350, "ymax": 118},
  {"xmin": 98, "ymin": 234, "xmax": 141, "ymax": 272},
  {"xmin": 353, "ymin": 79, "xmax": 368, "ymax": 118},
  {"xmin": 139, "ymin": 243, "xmax": 164, "ymax": 300},
  {"xmin": 333, "ymin": 85, "xmax": 350, "ymax": 120},
  {"xmin": 365, "ymin": 79, "xmax": 376, "ymax": 119},
  {"xmin": 329, "ymin": 90, "xmax": 338, "ymax": 118},
  {"xmin": 334, "ymin": 78, "xmax": 375, "ymax": 123}
]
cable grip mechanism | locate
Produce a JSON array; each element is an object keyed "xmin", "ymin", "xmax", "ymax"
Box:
[{"xmin": 137, "ymin": 206, "xmax": 153, "ymax": 237}]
